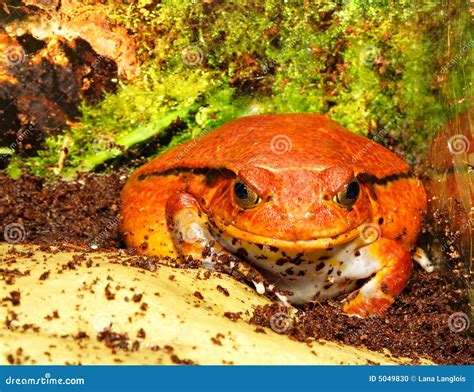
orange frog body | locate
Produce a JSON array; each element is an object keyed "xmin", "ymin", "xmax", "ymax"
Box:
[{"xmin": 121, "ymin": 114, "xmax": 429, "ymax": 317}]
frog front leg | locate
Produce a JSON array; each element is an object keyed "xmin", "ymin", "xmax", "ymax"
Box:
[
  {"xmin": 165, "ymin": 192, "xmax": 269, "ymax": 294},
  {"xmin": 342, "ymin": 238, "xmax": 412, "ymax": 317}
]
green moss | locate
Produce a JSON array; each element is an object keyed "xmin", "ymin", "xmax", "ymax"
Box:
[{"xmin": 4, "ymin": 0, "xmax": 471, "ymax": 177}]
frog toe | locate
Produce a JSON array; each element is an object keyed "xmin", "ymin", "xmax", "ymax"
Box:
[
  {"xmin": 413, "ymin": 247, "xmax": 434, "ymax": 272},
  {"xmin": 343, "ymin": 238, "xmax": 412, "ymax": 317},
  {"xmin": 343, "ymin": 285, "xmax": 394, "ymax": 318}
]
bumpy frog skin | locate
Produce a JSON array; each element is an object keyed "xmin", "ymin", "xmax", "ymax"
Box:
[{"xmin": 121, "ymin": 114, "xmax": 428, "ymax": 317}]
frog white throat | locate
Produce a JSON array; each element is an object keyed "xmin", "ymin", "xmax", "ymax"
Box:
[{"xmin": 212, "ymin": 230, "xmax": 383, "ymax": 305}]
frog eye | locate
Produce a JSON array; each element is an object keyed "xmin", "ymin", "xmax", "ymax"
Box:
[
  {"xmin": 233, "ymin": 177, "xmax": 262, "ymax": 209},
  {"xmin": 334, "ymin": 179, "xmax": 360, "ymax": 208}
]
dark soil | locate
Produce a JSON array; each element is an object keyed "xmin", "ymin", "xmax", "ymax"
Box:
[
  {"xmin": 0, "ymin": 172, "xmax": 472, "ymax": 365},
  {"xmin": 0, "ymin": 172, "xmax": 125, "ymax": 248}
]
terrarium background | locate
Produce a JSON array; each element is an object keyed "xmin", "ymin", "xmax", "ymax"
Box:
[
  {"xmin": 0, "ymin": 0, "xmax": 472, "ymax": 365},
  {"xmin": 0, "ymin": 0, "xmax": 470, "ymax": 173}
]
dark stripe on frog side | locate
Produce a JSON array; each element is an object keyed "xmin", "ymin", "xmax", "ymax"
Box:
[
  {"xmin": 137, "ymin": 167, "xmax": 235, "ymax": 185},
  {"xmin": 138, "ymin": 166, "xmax": 414, "ymax": 186},
  {"xmin": 357, "ymin": 171, "xmax": 414, "ymax": 186}
]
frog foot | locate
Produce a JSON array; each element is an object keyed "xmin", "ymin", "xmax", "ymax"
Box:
[
  {"xmin": 343, "ymin": 238, "xmax": 412, "ymax": 318},
  {"xmin": 166, "ymin": 192, "xmax": 270, "ymax": 293},
  {"xmin": 413, "ymin": 247, "xmax": 434, "ymax": 272}
]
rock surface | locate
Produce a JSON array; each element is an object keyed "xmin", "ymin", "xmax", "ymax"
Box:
[{"xmin": 0, "ymin": 243, "xmax": 423, "ymax": 365}]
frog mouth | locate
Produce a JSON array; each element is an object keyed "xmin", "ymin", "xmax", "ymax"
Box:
[{"xmin": 211, "ymin": 217, "xmax": 369, "ymax": 251}]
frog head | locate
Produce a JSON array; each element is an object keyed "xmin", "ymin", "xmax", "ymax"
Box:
[{"xmin": 205, "ymin": 164, "xmax": 371, "ymax": 252}]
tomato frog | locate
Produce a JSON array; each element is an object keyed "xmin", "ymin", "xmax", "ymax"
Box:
[{"xmin": 121, "ymin": 114, "xmax": 431, "ymax": 317}]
